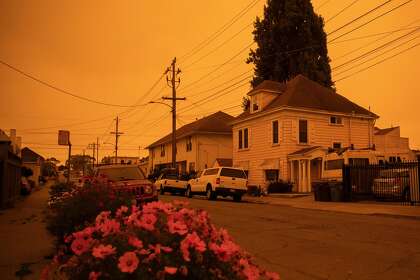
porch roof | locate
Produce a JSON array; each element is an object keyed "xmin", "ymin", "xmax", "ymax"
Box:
[{"xmin": 288, "ymin": 146, "xmax": 326, "ymax": 160}]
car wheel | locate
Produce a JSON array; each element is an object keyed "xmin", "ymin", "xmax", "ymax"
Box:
[
  {"xmin": 233, "ymin": 194, "xmax": 242, "ymax": 202},
  {"xmin": 160, "ymin": 186, "xmax": 164, "ymax": 195},
  {"xmin": 206, "ymin": 186, "xmax": 215, "ymax": 200},
  {"xmin": 185, "ymin": 186, "xmax": 192, "ymax": 198}
]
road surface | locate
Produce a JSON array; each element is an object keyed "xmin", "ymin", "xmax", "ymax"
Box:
[{"xmin": 161, "ymin": 194, "xmax": 420, "ymax": 280}]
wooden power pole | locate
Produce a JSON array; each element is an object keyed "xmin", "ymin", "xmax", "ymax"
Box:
[
  {"xmin": 163, "ymin": 57, "xmax": 185, "ymax": 170},
  {"xmin": 110, "ymin": 117, "xmax": 123, "ymax": 164}
]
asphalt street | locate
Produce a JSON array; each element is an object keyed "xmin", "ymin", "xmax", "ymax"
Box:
[{"xmin": 161, "ymin": 194, "xmax": 420, "ymax": 280}]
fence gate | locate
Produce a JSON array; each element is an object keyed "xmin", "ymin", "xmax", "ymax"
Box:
[{"xmin": 342, "ymin": 161, "xmax": 420, "ymax": 206}]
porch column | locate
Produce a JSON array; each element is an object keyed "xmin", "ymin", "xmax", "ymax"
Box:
[
  {"xmin": 297, "ymin": 160, "xmax": 302, "ymax": 192},
  {"xmin": 290, "ymin": 161, "xmax": 294, "ymax": 183},
  {"xmin": 307, "ymin": 159, "xmax": 311, "ymax": 192},
  {"xmin": 301, "ymin": 160, "xmax": 307, "ymax": 193}
]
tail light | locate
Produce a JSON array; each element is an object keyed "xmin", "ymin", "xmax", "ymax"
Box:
[{"xmin": 216, "ymin": 178, "xmax": 220, "ymax": 185}]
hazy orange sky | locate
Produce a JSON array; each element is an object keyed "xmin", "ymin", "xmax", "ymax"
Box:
[{"xmin": 1, "ymin": 0, "xmax": 419, "ymax": 163}]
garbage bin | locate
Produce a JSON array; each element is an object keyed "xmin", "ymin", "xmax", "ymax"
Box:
[
  {"xmin": 312, "ymin": 181, "xmax": 323, "ymax": 201},
  {"xmin": 330, "ymin": 183, "xmax": 343, "ymax": 202},
  {"xmin": 318, "ymin": 182, "xmax": 331, "ymax": 202}
]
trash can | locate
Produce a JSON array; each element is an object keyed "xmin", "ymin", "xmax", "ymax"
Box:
[
  {"xmin": 312, "ymin": 181, "xmax": 323, "ymax": 201},
  {"xmin": 330, "ymin": 183, "xmax": 343, "ymax": 202},
  {"xmin": 318, "ymin": 182, "xmax": 331, "ymax": 202}
]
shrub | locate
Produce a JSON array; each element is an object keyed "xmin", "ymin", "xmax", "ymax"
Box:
[
  {"xmin": 267, "ymin": 180, "xmax": 293, "ymax": 193},
  {"xmin": 46, "ymin": 182, "xmax": 134, "ymax": 245},
  {"xmin": 42, "ymin": 201, "xmax": 279, "ymax": 280}
]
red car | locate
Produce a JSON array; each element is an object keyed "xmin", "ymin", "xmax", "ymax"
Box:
[{"xmin": 94, "ymin": 165, "xmax": 157, "ymax": 205}]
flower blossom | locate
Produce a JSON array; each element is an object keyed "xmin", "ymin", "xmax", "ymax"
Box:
[
  {"xmin": 209, "ymin": 239, "xmax": 240, "ymax": 261},
  {"xmin": 71, "ymin": 238, "xmax": 91, "ymax": 256},
  {"xmin": 167, "ymin": 216, "xmax": 188, "ymax": 235},
  {"xmin": 128, "ymin": 236, "xmax": 143, "ymax": 249},
  {"xmin": 89, "ymin": 271, "xmax": 101, "ymax": 280},
  {"xmin": 180, "ymin": 232, "xmax": 206, "ymax": 261},
  {"xmin": 92, "ymin": 244, "xmax": 116, "ymax": 259},
  {"xmin": 116, "ymin": 205, "xmax": 129, "ymax": 217},
  {"xmin": 98, "ymin": 219, "xmax": 120, "ymax": 236},
  {"xmin": 239, "ymin": 258, "xmax": 260, "ymax": 280},
  {"xmin": 118, "ymin": 252, "xmax": 139, "ymax": 273},
  {"xmin": 138, "ymin": 213, "xmax": 157, "ymax": 231},
  {"xmin": 164, "ymin": 267, "xmax": 177, "ymax": 275}
]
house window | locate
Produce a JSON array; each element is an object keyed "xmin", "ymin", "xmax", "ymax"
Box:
[
  {"xmin": 160, "ymin": 145, "xmax": 165, "ymax": 157},
  {"xmin": 186, "ymin": 136, "xmax": 192, "ymax": 152},
  {"xmin": 324, "ymin": 159, "xmax": 344, "ymax": 170},
  {"xmin": 272, "ymin": 120, "xmax": 279, "ymax": 144},
  {"xmin": 299, "ymin": 120, "xmax": 308, "ymax": 144},
  {"xmin": 188, "ymin": 162, "xmax": 195, "ymax": 172},
  {"xmin": 333, "ymin": 142, "xmax": 341, "ymax": 149},
  {"xmin": 330, "ymin": 116, "xmax": 343, "ymax": 125},
  {"xmin": 251, "ymin": 95, "xmax": 259, "ymax": 112},
  {"xmin": 265, "ymin": 169, "xmax": 279, "ymax": 181},
  {"xmin": 238, "ymin": 128, "xmax": 249, "ymax": 150},
  {"xmin": 349, "ymin": 158, "xmax": 369, "ymax": 166}
]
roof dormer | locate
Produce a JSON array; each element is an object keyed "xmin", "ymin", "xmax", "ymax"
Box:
[{"xmin": 248, "ymin": 80, "xmax": 285, "ymax": 113}]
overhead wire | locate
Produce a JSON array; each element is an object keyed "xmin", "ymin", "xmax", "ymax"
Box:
[{"xmin": 325, "ymin": 0, "xmax": 360, "ymax": 24}]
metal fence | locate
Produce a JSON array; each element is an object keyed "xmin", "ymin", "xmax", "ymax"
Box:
[{"xmin": 342, "ymin": 161, "xmax": 420, "ymax": 206}]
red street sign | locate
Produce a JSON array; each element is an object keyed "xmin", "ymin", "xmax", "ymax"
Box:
[{"xmin": 58, "ymin": 130, "xmax": 70, "ymax": 145}]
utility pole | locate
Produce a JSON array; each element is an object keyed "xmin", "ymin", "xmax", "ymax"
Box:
[
  {"xmin": 82, "ymin": 149, "xmax": 86, "ymax": 176},
  {"xmin": 87, "ymin": 142, "xmax": 96, "ymax": 169},
  {"xmin": 96, "ymin": 137, "xmax": 99, "ymax": 167},
  {"xmin": 110, "ymin": 117, "xmax": 123, "ymax": 164},
  {"xmin": 162, "ymin": 57, "xmax": 185, "ymax": 170}
]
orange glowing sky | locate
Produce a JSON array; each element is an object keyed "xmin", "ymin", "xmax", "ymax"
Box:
[{"xmin": 1, "ymin": 0, "xmax": 419, "ymax": 163}]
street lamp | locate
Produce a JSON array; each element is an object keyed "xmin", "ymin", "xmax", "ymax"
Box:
[{"xmin": 148, "ymin": 100, "xmax": 172, "ymax": 109}]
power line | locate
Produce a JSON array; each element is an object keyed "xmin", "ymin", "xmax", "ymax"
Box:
[
  {"xmin": 325, "ymin": 0, "xmax": 360, "ymax": 24},
  {"xmin": 0, "ymin": 59, "xmax": 152, "ymax": 108},
  {"xmin": 334, "ymin": 34, "xmax": 420, "ymax": 76},
  {"xmin": 328, "ymin": 0, "xmax": 414, "ymax": 43},
  {"xmin": 332, "ymin": 27, "xmax": 419, "ymax": 71},
  {"xmin": 179, "ymin": 0, "xmax": 262, "ymax": 62},
  {"xmin": 334, "ymin": 42, "xmax": 420, "ymax": 82},
  {"xmin": 182, "ymin": 23, "xmax": 253, "ymax": 70},
  {"xmin": 327, "ymin": 0, "xmax": 393, "ymax": 36}
]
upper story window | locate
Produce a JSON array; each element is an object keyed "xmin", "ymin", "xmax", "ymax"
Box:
[
  {"xmin": 299, "ymin": 119, "xmax": 308, "ymax": 144},
  {"xmin": 160, "ymin": 144, "xmax": 165, "ymax": 157},
  {"xmin": 333, "ymin": 142, "xmax": 341, "ymax": 149},
  {"xmin": 330, "ymin": 116, "xmax": 343, "ymax": 125},
  {"xmin": 251, "ymin": 95, "xmax": 260, "ymax": 113},
  {"xmin": 186, "ymin": 136, "xmax": 192, "ymax": 152},
  {"xmin": 238, "ymin": 128, "xmax": 249, "ymax": 150},
  {"xmin": 272, "ymin": 120, "xmax": 279, "ymax": 144}
]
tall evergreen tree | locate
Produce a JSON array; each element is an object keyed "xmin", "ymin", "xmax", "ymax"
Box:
[{"xmin": 247, "ymin": 0, "xmax": 333, "ymax": 88}]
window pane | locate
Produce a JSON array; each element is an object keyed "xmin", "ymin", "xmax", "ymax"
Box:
[
  {"xmin": 244, "ymin": 128, "xmax": 249, "ymax": 148},
  {"xmin": 324, "ymin": 159, "xmax": 344, "ymax": 170},
  {"xmin": 272, "ymin": 121, "xmax": 279, "ymax": 144},
  {"xmin": 299, "ymin": 120, "xmax": 308, "ymax": 143},
  {"xmin": 220, "ymin": 168, "xmax": 246, "ymax": 178},
  {"xmin": 239, "ymin": 130, "xmax": 243, "ymax": 149},
  {"xmin": 204, "ymin": 168, "xmax": 219, "ymax": 176}
]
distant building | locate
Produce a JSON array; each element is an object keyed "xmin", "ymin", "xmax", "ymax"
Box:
[
  {"xmin": 373, "ymin": 126, "xmax": 415, "ymax": 162},
  {"xmin": 102, "ymin": 156, "xmax": 140, "ymax": 165},
  {"xmin": 147, "ymin": 111, "xmax": 234, "ymax": 174},
  {"xmin": 138, "ymin": 156, "xmax": 149, "ymax": 176},
  {"xmin": 21, "ymin": 147, "xmax": 45, "ymax": 186},
  {"xmin": 0, "ymin": 131, "xmax": 21, "ymax": 208}
]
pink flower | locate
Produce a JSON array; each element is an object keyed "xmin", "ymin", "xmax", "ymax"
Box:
[
  {"xmin": 265, "ymin": 271, "xmax": 280, "ymax": 280},
  {"xmin": 138, "ymin": 213, "xmax": 157, "ymax": 231},
  {"xmin": 118, "ymin": 252, "xmax": 139, "ymax": 273},
  {"xmin": 167, "ymin": 216, "xmax": 188, "ymax": 235},
  {"xmin": 89, "ymin": 271, "xmax": 101, "ymax": 280},
  {"xmin": 180, "ymin": 232, "xmax": 206, "ymax": 261},
  {"xmin": 95, "ymin": 211, "xmax": 111, "ymax": 225},
  {"xmin": 98, "ymin": 219, "xmax": 120, "ymax": 236},
  {"xmin": 92, "ymin": 244, "xmax": 116, "ymax": 259},
  {"xmin": 73, "ymin": 226, "xmax": 95, "ymax": 241},
  {"xmin": 116, "ymin": 205, "xmax": 129, "ymax": 217},
  {"xmin": 128, "ymin": 236, "xmax": 143, "ymax": 249},
  {"xmin": 239, "ymin": 258, "xmax": 261, "ymax": 280},
  {"xmin": 209, "ymin": 240, "xmax": 240, "ymax": 261},
  {"xmin": 70, "ymin": 238, "xmax": 90, "ymax": 255},
  {"xmin": 164, "ymin": 267, "xmax": 177, "ymax": 275}
]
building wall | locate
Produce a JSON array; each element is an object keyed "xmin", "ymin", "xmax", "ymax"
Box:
[
  {"xmin": 374, "ymin": 127, "xmax": 416, "ymax": 161},
  {"xmin": 233, "ymin": 108, "xmax": 374, "ymax": 187},
  {"xmin": 148, "ymin": 133, "xmax": 232, "ymax": 174},
  {"xmin": 22, "ymin": 162, "xmax": 41, "ymax": 186}
]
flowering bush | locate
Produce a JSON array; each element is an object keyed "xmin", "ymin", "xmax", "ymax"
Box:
[
  {"xmin": 43, "ymin": 201, "xmax": 279, "ymax": 280},
  {"xmin": 46, "ymin": 182, "xmax": 133, "ymax": 245}
]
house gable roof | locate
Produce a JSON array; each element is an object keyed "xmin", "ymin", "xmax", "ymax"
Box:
[
  {"xmin": 21, "ymin": 147, "xmax": 44, "ymax": 162},
  {"xmin": 147, "ymin": 111, "xmax": 235, "ymax": 148},
  {"xmin": 236, "ymin": 74, "xmax": 378, "ymax": 122},
  {"xmin": 248, "ymin": 80, "xmax": 286, "ymax": 95},
  {"xmin": 0, "ymin": 129, "xmax": 11, "ymax": 143}
]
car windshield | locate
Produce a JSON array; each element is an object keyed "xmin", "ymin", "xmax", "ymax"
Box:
[
  {"xmin": 98, "ymin": 167, "xmax": 145, "ymax": 181},
  {"xmin": 220, "ymin": 168, "xmax": 247, "ymax": 179}
]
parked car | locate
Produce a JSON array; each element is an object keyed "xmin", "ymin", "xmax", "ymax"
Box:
[
  {"xmin": 186, "ymin": 167, "xmax": 248, "ymax": 201},
  {"xmin": 94, "ymin": 165, "xmax": 157, "ymax": 204},
  {"xmin": 154, "ymin": 168, "xmax": 188, "ymax": 195},
  {"xmin": 372, "ymin": 169, "xmax": 412, "ymax": 201}
]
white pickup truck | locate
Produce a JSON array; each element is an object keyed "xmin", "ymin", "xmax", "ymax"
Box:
[
  {"xmin": 154, "ymin": 171, "xmax": 188, "ymax": 195},
  {"xmin": 186, "ymin": 167, "xmax": 248, "ymax": 202}
]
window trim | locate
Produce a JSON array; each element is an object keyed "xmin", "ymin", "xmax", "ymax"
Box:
[
  {"xmin": 332, "ymin": 142, "xmax": 342, "ymax": 149},
  {"xmin": 272, "ymin": 120, "xmax": 279, "ymax": 145},
  {"xmin": 238, "ymin": 128, "xmax": 250, "ymax": 151},
  {"xmin": 329, "ymin": 115, "xmax": 343, "ymax": 126},
  {"xmin": 298, "ymin": 119, "xmax": 308, "ymax": 145},
  {"xmin": 160, "ymin": 144, "xmax": 165, "ymax": 157}
]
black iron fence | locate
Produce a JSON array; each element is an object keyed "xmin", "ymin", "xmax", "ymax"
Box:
[
  {"xmin": 342, "ymin": 161, "xmax": 420, "ymax": 206},
  {"xmin": 0, "ymin": 154, "xmax": 22, "ymax": 208}
]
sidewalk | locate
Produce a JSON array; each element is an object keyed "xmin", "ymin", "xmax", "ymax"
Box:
[
  {"xmin": 0, "ymin": 182, "xmax": 54, "ymax": 280},
  {"xmin": 245, "ymin": 194, "xmax": 420, "ymax": 219}
]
